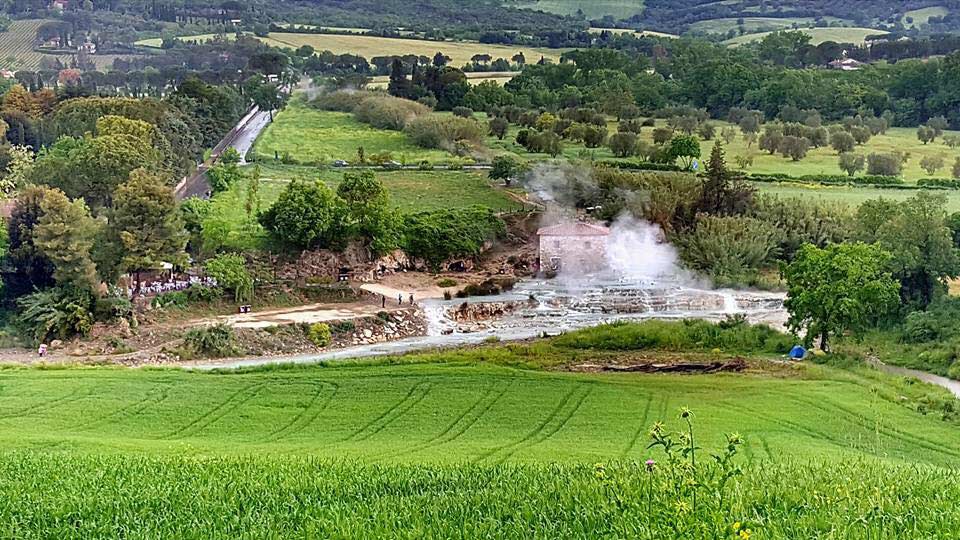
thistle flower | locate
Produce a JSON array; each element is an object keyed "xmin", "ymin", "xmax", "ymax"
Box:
[{"xmin": 645, "ymin": 459, "xmax": 656, "ymax": 472}]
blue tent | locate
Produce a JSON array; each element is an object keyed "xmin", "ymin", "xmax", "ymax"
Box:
[{"xmin": 789, "ymin": 345, "xmax": 806, "ymax": 360}]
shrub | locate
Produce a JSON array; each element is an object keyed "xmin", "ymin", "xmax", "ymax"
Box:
[
  {"xmin": 608, "ymin": 132, "xmax": 638, "ymax": 158},
  {"xmin": 16, "ymin": 286, "xmax": 95, "ymax": 343},
  {"xmin": 353, "ymin": 95, "xmax": 429, "ymax": 130},
  {"xmin": 404, "ymin": 115, "xmax": 484, "ymax": 150},
  {"xmin": 553, "ymin": 319, "xmax": 793, "ymax": 354},
  {"xmin": 310, "ymin": 90, "xmax": 373, "ymax": 112},
  {"xmin": 436, "ymin": 278, "xmax": 457, "ymax": 287},
  {"xmin": 918, "ymin": 178, "xmax": 960, "ymax": 189},
  {"xmin": 403, "ymin": 206, "xmax": 505, "ymax": 269},
  {"xmin": 830, "ymin": 131, "xmax": 855, "ymax": 154},
  {"xmin": 451, "ymin": 106, "xmax": 473, "ymax": 118},
  {"xmin": 308, "ymin": 323, "xmax": 332, "ymax": 347},
  {"xmin": 152, "ymin": 291, "xmax": 188, "ymax": 309},
  {"xmin": 185, "ymin": 283, "xmax": 223, "ymax": 302},
  {"xmin": 920, "ymin": 155, "xmax": 945, "ymax": 175},
  {"xmin": 329, "ymin": 320, "xmax": 355, "ymax": 334},
  {"xmin": 183, "ymin": 324, "xmax": 239, "ymax": 358},
  {"xmin": 674, "ymin": 215, "xmax": 780, "ymax": 285}
]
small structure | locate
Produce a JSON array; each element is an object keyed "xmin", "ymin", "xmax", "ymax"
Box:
[
  {"xmin": 537, "ymin": 222, "xmax": 610, "ymax": 274},
  {"xmin": 828, "ymin": 57, "xmax": 864, "ymax": 71}
]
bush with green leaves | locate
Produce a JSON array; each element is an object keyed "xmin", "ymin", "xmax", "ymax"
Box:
[
  {"xmin": 353, "ymin": 95, "xmax": 429, "ymax": 130},
  {"xmin": 16, "ymin": 286, "xmax": 95, "ymax": 343},
  {"xmin": 553, "ymin": 319, "xmax": 792, "ymax": 354},
  {"xmin": 674, "ymin": 216, "xmax": 780, "ymax": 285},
  {"xmin": 205, "ymin": 253, "xmax": 253, "ymax": 303},
  {"xmin": 183, "ymin": 324, "xmax": 240, "ymax": 358},
  {"xmin": 403, "ymin": 115, "xmax": 484, "ymax": 150},
  {"xmin": 402, "ymin": 206, "xmax": 505, "ymax": 269},
  {"xmin": 258, "ymin": 180, "xmax": 347, "ymax": 251},
  {"xmin": 308, "ymin": 323, "xmax": 332, "ymax": 347}
]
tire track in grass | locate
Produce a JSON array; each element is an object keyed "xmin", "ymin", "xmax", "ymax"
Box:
[
  {"xmin": 715, "ymin": 400, "xmax": 840, "ymax": 447},
  {"xmin": 620, "ymin": 393, "xmax": 654, "ymax": 459},
  {"xmin": 477, "ymin": 384, "xmax": 592, "ymax": 465},
  {"xmin": 789, "ymin": 394, "xmax": 960, "ymax": 460},
  {"xmin": 73, "ymin": 383, "xmax": 172, "ymax": 431},
  {"xmin": 344, "ymin": 381, "xmax": 433, "ymax": 443},
  {"xmin": 259, "ymin": 381, "xmax": 339, "ymax": 443},
  {"xmin": 0, "ymin": 386, "xmax": 91, "ymax": 421},
  {"xmin": 378, "ymin": 381, "xmax": 512, "ymax": 459},
  {"xmin": 161, "ymin": 382, "xmax": 265, "ymax": 440}
]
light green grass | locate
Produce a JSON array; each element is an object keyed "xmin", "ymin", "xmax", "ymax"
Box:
[
  {"xmin": 138, "ymin": 32, "xmax": 568, "ymax": 67},
  {"xmin": 903, "ymin": 6, "xmax": 949, "ymax": 27},
  {"xmin": 517, "ymin": 0, "xmax": 645, "ymax": 20},
  {"xmin": 712, "ymin": 124, "xmax": 960, "ymax": 182},
  {"xmin": 0, "ymin": 334, "xmax": 959, "ymax": 537},
  {"xmin": 589, "ymin": 27, "xmax": 678, "ymax": 38},
  {"xmin": 754, "ymin": 182, "xmax": 960, "ymax": 212},
  {"xmin": 204, "ymin": 164, "xmax": 518, "ymax": 250},
  {"xmin": 724, "ymin": 26, "xmax": 888, "ymax": 45},
  {"xmin": 690, "ymin": 16, "xmax": 824, "ymax": 34},
  {"xmin": 250, "ymin": 101, "xmax": 450, "ymax": 165},
  {"xmin": 0, "ymin": 355, "xmax": 954, "ymax": 464}
]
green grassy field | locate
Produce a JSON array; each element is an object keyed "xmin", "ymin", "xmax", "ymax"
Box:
[
  {"xmin": 204, "ymin": 163, "xmax": 518, "ymax": 250},
  {"xmin": 754, "ymin": 182, "xmax": 960, "ymax": 212},
  {"xmin": 138, "ymin": 31, "xmax": 567, "ymax": 67},
  {"xmin": 903, "ymin": 6, "xmax": 950, "ymax": 28},
  {"xmin": 724, "ymin": 26, "xmax": 888, "ymax": 45},
  {"xmin": 1, "ymin": 324, "xmax": 959, "ymax": 536},
  {"xmin": 250, "ymin": 101, "xmax": 451, "ymax": 165},
  {"xmin": 517, "ymin": 0, "xmax": 645, "ymax": 20}
]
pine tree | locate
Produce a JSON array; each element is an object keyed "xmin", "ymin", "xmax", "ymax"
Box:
[
  {"xmin": 108, "ymin": 169, "xmax": 187, "ymax": 294},
  {"xmin": 34, "ymin": 188, "xmax": 99, "ymax": 292},
  {"xmin": 387, "ymin": 58, "xmax": 411, "ymax": 99}
]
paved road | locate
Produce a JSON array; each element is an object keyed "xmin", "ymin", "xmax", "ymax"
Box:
[{"xmin": 174, "ymin": 107, "xmax": 272, "ymax": 201}]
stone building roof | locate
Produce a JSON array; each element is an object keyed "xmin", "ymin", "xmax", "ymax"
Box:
[{"xmin": 537, "ymin": 222, "xmax": 610, "ymax": 237}]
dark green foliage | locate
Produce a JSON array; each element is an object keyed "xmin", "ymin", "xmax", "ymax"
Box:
[
  {"xmin": 674, "ymin": 216, "xmax": 780, "ymax": 285},
  {"xmin": 183, "ymin": 324, "xmax": 239, "ymax": 358},
  {"xmin": 336, "ymin": 171, "xmax": 400, "ymax": 254},
  {"xmin": 258, "ymin": 180, "xmax": 347, "ymax": 251},
  {"xmin": 784, "ymin": 243, "xmax": 901, "ymax": 350},
  {"xmin": 402, "ymin": 206, "xmax": 505, "ymax": 269},
  {"xmin": 16, "ymin": 286, "xmax": 95, "ymax": 343},
  {"xmin": 3, "ymin": 186, "xmax": 54, "ymax": 300}
]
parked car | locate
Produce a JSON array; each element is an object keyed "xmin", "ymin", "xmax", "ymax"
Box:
[
  {"xmin": 333, "ymin": 160, "xmax": 349, "ymax": 167},
  {"xmin": 382, "ymin": 160, "xmax": 402, "ymax": 170}
]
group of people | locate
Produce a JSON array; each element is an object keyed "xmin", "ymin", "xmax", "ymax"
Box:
[
  {"xmin": 382, "ymin": 293, "xmax": 415, "ymax": 308},
  {"xmin": 128, "ymin": 276, "xmax": 218, "ymax": 298}
]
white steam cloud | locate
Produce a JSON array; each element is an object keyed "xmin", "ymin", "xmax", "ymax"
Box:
[{"xmin": 605, "ymin": 215, "xmax": 683, "ymax": 281}]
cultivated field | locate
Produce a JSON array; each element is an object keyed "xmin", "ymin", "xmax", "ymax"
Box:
[
  {"xmin": 589, "ymin": 26, "xmax": 678, "ymax": 38},
  {"xmin": 0, "ymin": 340, "xmax": 959, "ymax": 536},
  {"xmin": 205, "ymin": 164, "xmax": 518, "ymax": 250},
  {"xmin": 367, "ymin": 71, "xmax": 517, "ymax": 90},
  {"xmin": 139, "ymin": 32, "xmax": 567, "ymax": 67},
  {"xmin": 0, "ymin": 19, "xmax": 53, "ymax": 71},
  {"xmin": 724, "ymin": 26, "xmax": 889, "ymax": 45},
  {"xmin": 516, "ymin": 0, "xmax": 645, "ymax": 20}
]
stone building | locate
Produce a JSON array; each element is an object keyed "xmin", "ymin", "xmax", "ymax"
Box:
[{"xmin": 537, "ymin": 222, "xmax": 610, "ymax": 274}]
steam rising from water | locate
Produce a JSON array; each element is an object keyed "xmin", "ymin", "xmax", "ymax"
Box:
[{"xmin": 605, "ymin": 215, "xmax": 684, "ymax": 281}]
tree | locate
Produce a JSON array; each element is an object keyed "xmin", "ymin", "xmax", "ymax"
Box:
[
  {"xmin": 697, "ymin": 140, "xmax": 754, "ymax": 216},
  {"xmin": 608, "ymin": 132, "xmax": 638, "ymax": 157},
  {"xmin": 387, "ymin": 58, "xmax": 411, "ymax": 99},
  {"xmin": 0, "ymin": 144, "xmax": 32, "ymax": 196},
  {"xmin": 779, "ymin": 136, "xmax": 809, "ymax": 161},
  {"xmin": 251, "ymin": 82, "xmax": 287, "ymax": 121},
  {"xmin": 920, "ymin": 155, "xmax": 945, "ymax": 175},
  {"xmin": 582, "ymin": 125, "xmax": 607, "ymax": 148},
  {"xmin": 34, "ymin": 189, "xmax": 99, "ymax": 292},
  {"xmin": 917, "ymin": 125, "xmax": 936, "ymax": 145},
  {"xmin": 849, "ymin": 126, "xmax": 871, "ymax": 145},
  {"xmin": 489, "ymin": 116, "xmax": 508, "ymax": 140},
  {"xmin": 652, "ymin": 126, "xmax": 673, "ymax": 145},
  {"xmin": 205, "ymin": 253, "xmax": 252, "ymax": 303},
  {"xmin": 258, "ymin": 180, "xmax": 347, "ymax": 250},
  {"xmin": 738, "ymin": 113, "xmax": 761, "ymax": 135},
  {"xmin": 108, "ymin": 169, "xmax": 187, "ymax": 294},
  {"xmin": 838, "ymin": 153, "xmax": 865, "ymax": 176},
  {"xmin": 336, "ymin": 171, "xmax": 399, "ymax": 254},
  {"xmin": 668, "ymin": 135, "xmax": 701, "ymax": 170},
  {"xmin": 830, "ymin": 131, "xmax": 855, "ymax": 154},
  {"xmin": 3, "ymin": 185, "xmax": 55, "ymax": 299},
  {"xmin": 489, "ymin": 155, "xmax": 526, "ymax": 186},
  {"xmin": 758, "ymin": 128, "xmax": 783, "ymax": 155},
  {"xmin": 867, "ymin": 153, "xmax": 903, "ymax": 176},
  {"xmin": 697, "ymin": 122, "xmax": 716, "ymax": 140},
  {"xmin": 783, "ymin": 243, "xmax": 900, "ymax": 351},
  {"xmin": 858, "ymin": 192, "xmax": 960, "ymax": 306},
  {"xmin": 928, "ymin": 115, "xmax": 949, "ymax": 137},
  {"xmin": 245, "ymin": 165, "xmax": 261, "ymax": 219},
  {"xmin": 432, "ymin": 52, "xmax": 450, "ymax": 67},
  {"xmin": 206, "ymin": 160, "xmax": 244, "ymax": 194}
]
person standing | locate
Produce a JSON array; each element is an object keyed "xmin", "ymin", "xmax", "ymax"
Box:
[
  {"xmin": 398, "ymin": 293, "xmax": 403, "ymax": 305},
  {"xmin": 382, "ymin": 295, "xmax": 386, "ymax": 308},
  {"xmin": 38, "ymin": 344, "xmax": 47, "ymax": 358},
  {"xmin": 409, "ymin": 293, "xmax": 414, "ymax": 305}
]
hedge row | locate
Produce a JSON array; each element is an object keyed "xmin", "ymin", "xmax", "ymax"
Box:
[{"xmin": 597, "ymin": 160, "xmax": 682, "ymax": 172}]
